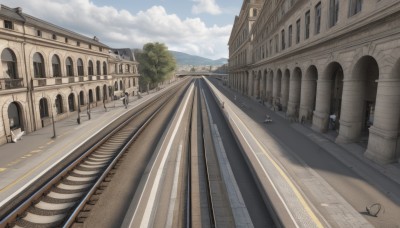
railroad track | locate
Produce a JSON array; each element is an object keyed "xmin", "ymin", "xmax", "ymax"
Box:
[
  {"xmin": 0, "ymin": 80, "xmax": 191, "ymax": 228},
  {"xmin": 188, "ymin": 79, "xmax": 233, "ymax": 228}
]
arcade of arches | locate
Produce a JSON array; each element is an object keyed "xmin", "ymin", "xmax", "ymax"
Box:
[{"xmin": 229, "ymin": 55, "xmax": 400, "ymax": 164}]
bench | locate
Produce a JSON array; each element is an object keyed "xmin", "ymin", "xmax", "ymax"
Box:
[{"xmin": 11, "ymin": 128, "xmax": 24, "ymax": 143}]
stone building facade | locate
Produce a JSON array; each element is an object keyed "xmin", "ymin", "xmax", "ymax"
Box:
[
  {"xmin": 228, "ymin": 0, "xmax": 400, "ymax": 164},
  {"xmin": 0, "ymin": 5, "xmax": 139, "ymax": 145}
]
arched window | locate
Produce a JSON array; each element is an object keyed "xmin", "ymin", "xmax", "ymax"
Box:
[
  {"xmin": 77, "ymin": 58, "xmax": 84, "ymax": 76},
  {"xmin": 128, "ymin": 79, "xmax": 131, "ymax": 88},
  {"xmin": 68, "ymin": 93, "xmax": 75, "ymax": 112},
  {"xmin": 96, "ymin": 86, "xmax": 101, "ymax": 101},
  {"xmin": 88, "ymin": 60, "xmax": 94, "ymax": 76},
  {"xmin": 66, "ymin": 57, "xmax": 74, "ymax": 76},
  {"xmin": 55, "ymin": 94, "xmax": 63, "ymax": 114},
  {"xmin": 119, "ymin": 64, "xmax": 123, "ymax": 74},
  {"xmin": 119, "ymin": 80, "xmax": 123, "ymax": 90},
  {"xmin": 89, "ymin": 89, "xmax": 94, "ymax": 103},
  {"xmin": 52, "ymin": 55, "xmax": 61, "ymax": 77},
  {"xmin": 96, "ymin": 60, "xmax": 101, "ymax": 75},
  {"xmin": 33, "ymin": 53, "xmax": 45, "ymax": 78},
  {"xmin": 103, "ymin": 61, "xmax": 107, "ymax": 75},
  {"xmin": 39, "ymin": 98, "xmax": 49, "ymax": 118},
  {"xmin": 114, "ymin": 81, "xmax": 118, "ymax": 91},
  {"xmin": 79, "ymin": 91, "xmax": 85, "ymax": 105},
  {"xmin": 1, "ymin": 48, "xmax": 18, "ymax": 79}
]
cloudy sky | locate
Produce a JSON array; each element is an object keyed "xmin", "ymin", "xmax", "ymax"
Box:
[{"xmin": 2, "ymin": 0, "xmax": 242, "ymax": 59}]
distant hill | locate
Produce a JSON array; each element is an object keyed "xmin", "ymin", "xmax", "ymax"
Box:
[{"xmin": 169, "ymin": 50, "xmax": 227, "ymax": 66}]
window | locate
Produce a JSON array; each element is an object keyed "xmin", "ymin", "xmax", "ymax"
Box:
[
  {"xmin": 103, "ymin": 61, "xmax": 107, "ymax": 75},
  {"xmin": 315, "ymin": 3, "xmax": 321, "ymax": 34},
  {"xmin": 349, "ymin": 0, "xmax": 362, "ymax": 17},
  {"xmin": 269, "ymin": 39, "xmax": 273, "ymax": 55},
  {"xmin": 36, "ymin": 30, "xmax": 42, "ymax": 37},
  {"xmin": 329, "ymin": 0, "xmax": 339, "ymax": 27},
  {"xmin": 1, "ymin": 48, "xmax": 18, "ymax": 79},
  {"xmin": 77, "ymin": 59, "xmax": 84, "ymax": 76},
  {"xmin": 33, "ymin": 53, "xmax": 45, "ymax": 78},
  {"xmin": 66, "ymin": 57, "xmax": 74, "ymax": 76},
  {"xmin": 253, "ymin": 8, "xmax": 257, "ymax": 17},
  {"xmin": 275, "ymin": 34, "xmax": 278, "ymax": 53},
  {"xmin": 296, "ymin": 19, "xmax": 301, "ymax": 44},
  {"xmin": 77, "ymin": 41, "xmax": 80, "ymax": 47},
  {"xmin": 281, "ymin": 29, "xmax": 285, "ymax": 50},
  {"xmin": 305, "ymin": 11, "xmax": 310, "ymax": 39},
  {"xmin": 99, "ymin": 47, "xmax": 103, "ymax": 52},
  {"xmin": 4, "ymin": 20, "xmax": 13, "ymax": 29},
  {"xmin": 65, "ymin": 37, "xmax": 68, "ymax": 43},
  {"xmin": 288, "ymin": 25, "xmax": 292, "ymax": 47},
  {"xmin": 52, "ymin": 34, "xmax": 57, "ymax": 40},
  {"xmin": 52, "ymin": 55, "xmax": 61, "ymax": 77},
  {"xmin": 96, "ymin": 61, "xmax": 101, "ymax": 75},
  {"xmin": 88, "ymin": 60, "xmax": 94, "ymax": 76},
  {"xmin": 89, "ymin": 44, "xmax": 92, "ymax": 49}
]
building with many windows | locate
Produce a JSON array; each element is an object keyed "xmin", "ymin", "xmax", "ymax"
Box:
[
  {"xmin": 228, "ymin": 0, "xmax": 400, "ymax": 164},
  {"xmin": 0, "ymin": 5, "xmax": 140, "ymax": 145}
]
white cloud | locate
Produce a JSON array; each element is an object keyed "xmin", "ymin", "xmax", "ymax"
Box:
[
  {"xmin": 1, "ymin": 0, "xmax": 230, "ymax": 59},
  {"xmin": 192, "ymin": 0, "xmax": 222, "ymax": 15}
]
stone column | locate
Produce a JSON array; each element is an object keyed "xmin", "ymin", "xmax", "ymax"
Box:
[
  {"xmin": 365, "ymin": 79, "xmax": 400, "ymax": 164},
  {"xmin": 300, "ymin": 79, "xmax": 316, "ymax": 120},
  {"xmin": 312, "ymin": 79, "xmax": 332, "ymax": 132},
  {"xmin": 336, "ymin": 79, "xmax": 365, "ymax": 143}
]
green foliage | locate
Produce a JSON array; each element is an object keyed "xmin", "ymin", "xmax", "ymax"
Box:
[{"xmin": 136, "ymin": 42, "xmax": 176, "ymax": 90}]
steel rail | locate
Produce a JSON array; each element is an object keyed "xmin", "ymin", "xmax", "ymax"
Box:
[{"xmin": 0, "ymin": 84, "xmax": 183, "ymax": 228}]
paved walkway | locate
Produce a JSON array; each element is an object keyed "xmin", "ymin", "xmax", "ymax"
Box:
[
  {"xmin": 208, "ymin": 78, "xmax": 400, "ymax": 227},
  {"xmin": 0, "ymin": 85, "xmax": 173, "ymax": 207}
]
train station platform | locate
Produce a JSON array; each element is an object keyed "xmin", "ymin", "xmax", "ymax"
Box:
[
  {"xmin": 206, "ymin": 77, "xmax": 400, "ymax": 228},
  {"xmin": 0, "ymin": 85, "xmax": 173, "ymax": 208}
]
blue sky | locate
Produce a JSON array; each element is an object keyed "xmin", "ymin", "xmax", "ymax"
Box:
[{"xmin": 2, "ymin": 0, "xmax": 242, "ymax": 59}]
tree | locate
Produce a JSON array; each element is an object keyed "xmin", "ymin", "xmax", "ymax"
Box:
[{"xmin": 136, "ymin": 42, "xmax": 176, "ymax": 91}]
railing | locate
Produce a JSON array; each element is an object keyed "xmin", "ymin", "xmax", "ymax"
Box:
[
  {"xmin": 0, "ymin": 78, "xmax": 24, "ymax": 90},
  {"xmin": 97, "ymin": 75, "xmax": 100, "ymax": 80},
  {"xmin": 79, "ymin": 76, "xmax": 84, "ymax": 82},
  {"xmin": 69, "ymin": 76, "xmax": 75, "ymax": 83}
]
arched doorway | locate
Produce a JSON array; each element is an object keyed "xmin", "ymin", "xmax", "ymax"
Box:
[
  {"xmin": 337, "ymin": 56, "xmax": 378, "ymax": 144},
  {"xmin": 8, "ymin": 102, "xmax": 23, "ymax": 130},
  {"xmin": 274, "ymin": 69, "xmax": 282, "ymax": 108},
  {"xmin": 68, "ymin": 93, "xmax": 75, "ymax": 112},
  {"xmin": 89, "ymin": 89, "xmax": 94, "ymax": 103},
  {"xmin": 282, "ymin": 69, "xmax": 290, "ymax": 111},
  {"xmin": 79, "ymin": 91, "xmax": 85, "ymax": 106},
  {"xmin": 300, "ymin": 65, "xmax": 318, "ymax": 121},
  {"xmin": 313, "ymin": 62, "xmax": 344, "ymax": 133},
  {"xmin": 55, "ymin": 94, "xmax": 63, "ymax": 114},
  {"xmin": 254, "ymin": 71, "xmax": 261, "ymax": 99},
  {"xmin": 288, "ymin": 67, "xmax": 302, "ymax": 118},
  {"xmin": 39, "ymin": 97, "xmax": 49, "ymax": 127},
  {"xmin": 103, "ymin": 85, "xmax": 108, "ymax": 101},
  {"xmin": 96, "ymin": 86, "xmax": 101, "ymax": 101},
  {"xmin": 267, "ymin": 70, "xmax": 274, "ymax": 103}
]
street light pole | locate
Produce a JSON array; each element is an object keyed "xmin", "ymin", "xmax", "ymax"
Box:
[
  {"xmin": 51, "ymin": 112, "xmax": 56, "ymax": 139},
  {"xmin": 77, "ymin": 93, "xmax": 81, "ymax": 124}
]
